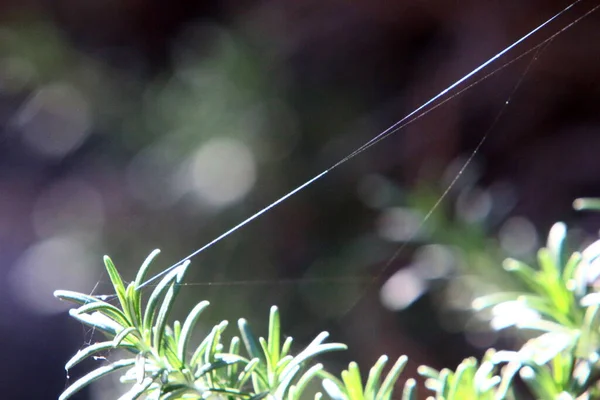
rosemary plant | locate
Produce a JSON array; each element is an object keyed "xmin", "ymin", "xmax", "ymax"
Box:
[{"xmin": 55, "ymin": 198, "xmax": 600, "ymax": 399}]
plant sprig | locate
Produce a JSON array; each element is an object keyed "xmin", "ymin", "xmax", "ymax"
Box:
[
  {"xmin": 56, "ymin": 197, "xmax": 600, "ymax": 399},
  {"xmin": 55, "ymin": 251, "xmax": 348, "ymax": 400}
]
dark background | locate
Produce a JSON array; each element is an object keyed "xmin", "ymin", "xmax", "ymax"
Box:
[{"xmin": 1, "ymin": 0, "xmax": 599, "ymax": 399}]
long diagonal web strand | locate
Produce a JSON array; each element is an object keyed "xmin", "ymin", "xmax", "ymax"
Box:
[
  {"xmin": 337, "ymin": 39, "xmax": 554, "ymax": 318},
  {"xmin": 94, "ymin": 1, "xmax": 599, "ymax": 298},
  {"xmin": 141, "ymin": 36, "xmax": 559, "ymax": 290},
  {"xmin": 165, "ymin": 20, "xmax": 565, "ymax": 291},
  {"xmin": 137, "ymin": 0, "xmax": 592, "ymax": 290}
]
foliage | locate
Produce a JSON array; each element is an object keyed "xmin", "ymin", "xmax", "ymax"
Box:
[
  {"xmin": 55, "ymin": 250, "xmax": 346, "ymax": 400},
  {"xmin": 55, "ymin": 198, "xmax": 600, "ymax": 399}
]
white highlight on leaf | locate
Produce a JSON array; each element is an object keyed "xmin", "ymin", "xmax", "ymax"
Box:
[
  {"xmin": 582, "ymin": 239, "xmax": 600, "ymax": 283},
  {"xmin": 490, "ymin": 300, "xmax": 540, "ymax": 330}
]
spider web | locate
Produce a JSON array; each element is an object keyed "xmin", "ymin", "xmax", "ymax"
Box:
[
  {"xmin": 132, "ymin": 0, "xmax": 600, "ymax": 299},
  {"xmin": 68, "ymin": 0, "xmax": 600, "ymax": 395}
]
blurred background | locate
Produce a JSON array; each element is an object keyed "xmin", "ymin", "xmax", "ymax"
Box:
[{"xmin": 1, "ymin": 0, "xmax": 600, "ymax": 398}]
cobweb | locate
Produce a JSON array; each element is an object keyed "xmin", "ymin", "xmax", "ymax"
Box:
[{"xmin": 66, "ymin": 0, "xmax": 600, "ymax": 397}]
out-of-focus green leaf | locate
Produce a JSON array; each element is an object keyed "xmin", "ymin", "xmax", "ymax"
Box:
[
  {"xmin": 364, "ymin": 355, "xmax": 388, "ymax": 399},
  {"xmin": 377, "ymin": 355, "xmax": 408, "ymax": 399},
  {"xmin": 573, "ymin": 198, "xmax": 600, "ymax": 211},
  {"xmin": 402, "ymin": 379, "xmax": 417, "ymax": 400}
]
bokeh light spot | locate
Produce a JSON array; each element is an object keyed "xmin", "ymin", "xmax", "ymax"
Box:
[
  {"xmin": 499, "ymin": 216, "xmax": 538, "ymax": 257},
  {"xmin": 357, "ymin": 174, "xmax": 392, "ymax": 209},
  {"xmin": 456, "ymin": 187, "xmax": 492, "ymax": 223},
  {"xmin": 8, "ymin": 235, "xmax": 99, "ymax": 315},
  {"xmin": 380, "ymin": 267, "xmax": 425, "ymax": 310},
  {"xmin": 186, "ymin": 138, "xmax": 256, "ymax": 208},
  {"xmin": 32, "ymin": 179, "xmax": 104, "ymax": 238},
  {"xmin": 377, "ymin": 207, "xmax": 424, "ymax": 242},
  {"xmin": 16, "ymin": 82, "xmax": 91, "ymax": 158},
  {"xmin": 127, "ymin": 142, "xmax": 181, "ymax": 208},
  {"xmin": 0, "ymin": 56, "xmax": 36, "ymax": 92},
  {"xmin": 413, "ymin": 244, "xmax": 456, "ymax": 280}
]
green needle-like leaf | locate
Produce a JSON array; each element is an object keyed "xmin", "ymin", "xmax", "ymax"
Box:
[
  {"xmin": 436, "ymin": 369, "xmax": 452, "ymax": 397},
  {"xmin": 189, "ymin": 329, "xmax": 215, "ymax": 368},
  {"xmin": 65, "ymin": 341, "xmax": 132, "ymax": 370},
  {"xmin": 322, "ymin": 378, "xmax": 347, "ymax": 400},
  {"xmin": 59, "ymin": 359, "xmax": 137, "ymax": 400},
  {"xmin": 279, "ymin": 340, "xmax": 347, "ymax": 385},
  {"xmin": 276, "ymin": 355, "xmax": 294, "ymax": 375},
  {"xmin": 153, "ymin": 263, "xmax": 189, "ymax": 354},
  {"xmin": 289, "ymin": 363, "xmax": 323, "ymax": 400},
  {"xmin": 54, "ymin": 290, "xmax": 103, "ymax": 306},
  {"xmin": 472, "ymin": 292, "xmax": 529, "ymax": 311},
  {"xmin": 402, "ymin": 379, "xmax": 417, "ymax": 400},
  {"xmin": 274, "ymin": 364, "xmax": 300, "ymax": 399},
  {"xmin": 238, "ymin": 318, "xmax": 267, "ymax": 365},
  {"xmin": 376, "ymin": 355, "xmax": 408, "ymax": 399},
  {"xmin": 547, "ymin": 222, "xmax": 568, "ymax": 271},
  {"xmin": 237, "ymin": 358, "xmax": 261, "ymax": 389},
  {"xmin": 177, "ymin": 300, "xmax": 210, "ymax": 362},
  {"xmin": 125, "ymin": 283, "xmax": 142, "ymax": 328},
  {"xmin": 130, "ymin": 250, "xmax": 161, "ymax": 331},
  {"xmin": 259, "ymin": 337, "xmax": 275, "ymax": 386},
  {"xmin": 134, "ymin": 249, "xmax": 161, "ymax": 288},
  {"xmin": 503, "ymin": 258, "xmax": 543, "ymax": 293},
  {"xmin": 158, "ymin": 385, "xmax": 193, "ymax": 400},
  {"xmin": 74, "ymin": 301, "xmax": 130, "ymax": 328},
  {"xmin": 143, "ymin": 264, "xmax": 186, "ymax": 335},
  {"xmin": 281, "ymin": 336, "xmax": 294, "ymax": 359},
  {"xmin": 268, "ymin": 306, "xmax": 281, "ymax": 366},
  {"xmin": 113, "ymin": 326, "xmax": 141, "ymax": 347},
  {"xmin": 447, "ymin": 358, "xmax": 476, "ymax": 399},
  {"xmin": 204, "ymin": 320, "xmax": 229, "ymax": 368},
  {"xmin": 520, "ymin": 365, "xmax": 558, "ymax": 399},
  {"xmin": 573, "ymin": 198, "xmax": 600, "ymax": 211},
  {"xmin": 104, "ymin": 256, "xmax": 130, "ymax": 319},
  {"xmin": 562, "ymin": 252, "xmax": 582, "ymax": 284},
  {"xmin": 195, "ymin": 357, "xmax": 243, "ymax": 379},
  {"xmin": 341, "ymin": 362, "xmax": 364, "ymax": 400},
  {"xmin": 68, "ymin": 309, "xmax": 123, "ymax": 337},
  {"xmin": 474, "ymin": 360, "xmax": 495, "ymax": 392},
  {"xmin": 417, "ymin": 365, "xmax": 439, "ymax": 381},
  {"xmin": 118, "ymin": 375, "xmax": 157, "ymax": 400},
  {"xmin": 227, "ymin": 336, "xmax": 241, "ymax": 382},
  {"xmin": 364, "ymin": 355, "xmax": 388, "ymax": 399}
]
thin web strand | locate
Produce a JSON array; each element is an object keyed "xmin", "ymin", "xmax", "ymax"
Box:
[
  {"xmin": 137, "ymin": 0, "xmax": 591, "ymax": 290},
  {"xmin": 136, "ymin": 34, "xmax": 566, "ymax": 290},
  {"xmin": 337, "ymin": 38, "xmax": 556, "ymax": 319},
  {"xmin": 325, "ymin": 0, "xmax": 585, "ymax": 169}
]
